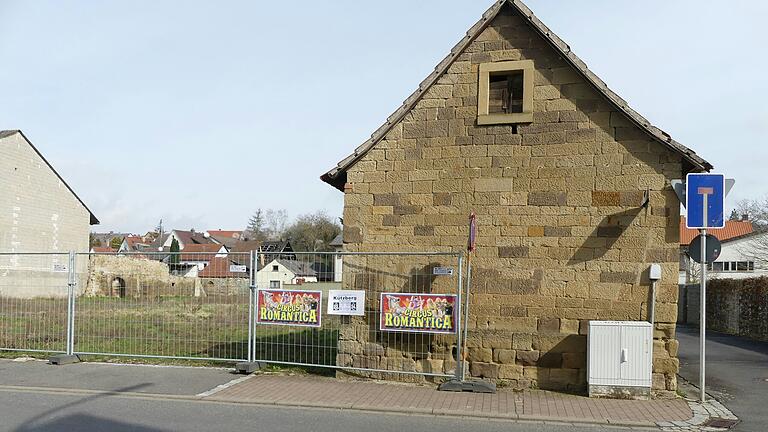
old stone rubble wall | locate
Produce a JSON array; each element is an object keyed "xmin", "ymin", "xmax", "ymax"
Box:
[{"xmin": 338, "ymin": 5, "xmax": 682, "ymax": 395}]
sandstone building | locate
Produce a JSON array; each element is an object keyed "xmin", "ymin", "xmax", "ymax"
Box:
[{"xmin": 320, "ymin": 0, "xmax": 712, "ymax": 395}]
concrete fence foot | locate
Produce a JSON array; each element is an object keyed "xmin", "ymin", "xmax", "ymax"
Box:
[
  {"xmin": 49, "ymin": 354, "xmax": 80, "ymax": 365},
  {"xmin": 438, "ymin": 379, "xmax": 496, "ymax": 393},
  {"xmin": 234, "ymin": 361, "xmax": 263, "ymax": 374}
]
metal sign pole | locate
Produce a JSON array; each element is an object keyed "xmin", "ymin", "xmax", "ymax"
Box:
[{"xmin": 699, "ymin": 192, "xmax": 708, "ymax": 403}]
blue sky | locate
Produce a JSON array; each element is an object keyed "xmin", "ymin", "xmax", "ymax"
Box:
[{"xmin": 1, "ymin": 1, "xmax": 766, "ymax": 233}]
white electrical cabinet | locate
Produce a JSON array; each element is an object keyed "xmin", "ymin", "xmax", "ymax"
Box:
[{"xmin": 587, "ymin": 321, "xmax": 652, "ymax": 398}]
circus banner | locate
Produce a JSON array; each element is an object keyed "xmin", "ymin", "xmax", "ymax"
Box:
[
  {"xmin": 256, "ymin": 289, "xmax": 322, "ymax": 327},
  {"xmin": 379, "ymin": 293, "xmax": 457, "ymax": 334}
]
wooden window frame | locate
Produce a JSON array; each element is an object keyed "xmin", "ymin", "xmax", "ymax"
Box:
[{"xmin": 477, "ymin": 60, "xmax": 534, "ymax": 125}]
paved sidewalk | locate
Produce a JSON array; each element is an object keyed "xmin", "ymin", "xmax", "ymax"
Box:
[{"xmin": 205, "ymin": 374, "xmax": 692, "ymax": 428}]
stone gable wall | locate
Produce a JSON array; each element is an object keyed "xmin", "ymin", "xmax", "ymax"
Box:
[{"xmin": 339, "ymin": 6, "xmax": 681, "ymax": 395}]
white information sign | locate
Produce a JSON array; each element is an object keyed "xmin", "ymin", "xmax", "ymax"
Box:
[
  {"xmin": 52, "ymin": 264, "xmax": 68, "ymax": 273},
  {"xmin": 327, "ymin": 290, "xmax": 365, "ymax": 316},
  {"xmin": 432, "ymin": 267, "xmax": 454, "ymax": 276},
  {"xmin": 229, "ymin": 264, "xmax": 248, "ymax": 273}
]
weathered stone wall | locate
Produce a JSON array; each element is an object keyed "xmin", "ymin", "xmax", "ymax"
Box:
[
  {"xmin": 198, "ymin": 277, "xmax": 249, "ymax": 297},
  {"xmin": 83, "ymin": 255, "xmax": 196, "ymax": 297},
  {"xmin": 339, "ymin": 5, "xmax": 681, "ymax": 395},
  {"xmin": 684, "ymin": 277, "xmax": 768, "ymax": 341}
]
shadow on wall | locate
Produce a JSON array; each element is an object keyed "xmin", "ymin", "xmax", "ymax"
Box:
[{"xmin": 567, "ymin": 207, "xmax": 643, "ymax": 265}]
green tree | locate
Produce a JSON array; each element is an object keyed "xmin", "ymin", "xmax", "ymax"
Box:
[
  {"xmin": 109, "ymin": 236, "xmax": 123, "ymax": 250},
  {"xmin": 246, "ymin": 209, "xmax": 267, "ymax": 241},
  {"xmin": 89, "ymin": 233, "xmax": 101, "ymax": 248},
  {"xmin": 283, "ymin": 211, "xmax": 341, "ymax": 252},
  {"xmin": 169, "ymin": 238, "xmax": 180, "ymax": 265}
]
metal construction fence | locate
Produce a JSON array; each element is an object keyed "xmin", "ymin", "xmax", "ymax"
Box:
[{"xmin": 0, "ymin": 250, "xmax": 467, "ymax": 380}]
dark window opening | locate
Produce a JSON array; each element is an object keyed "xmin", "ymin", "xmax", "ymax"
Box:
[
  {"xmin": 272, "ymin": 265, "xmax": 279, "ymax": 271},
  {"xmin": 749, "ymin": 261, "xmax": 755, "ymax": 271},
  {"xmin": 488, "ymin": 70, "xmax": 524, "ymax": 114},
  {"xmin": 737, "ymin": 261, "xmax": 748, "ymax": 271},
  {"xmin": 712, "ymin": 262, "xmax": 724, "ymax": 271}
]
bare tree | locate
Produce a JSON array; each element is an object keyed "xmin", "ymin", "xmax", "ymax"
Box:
[
  {"xmin": 265, "ymin": 209, "xmax": 288, "ymax": 240},
  {"xmin": 283, "ymin": 211, "xmax": 342, "ymax": 252},
  {"xmin": 733, "ymin": 195, "xmax": 768, "ymax": 229}
]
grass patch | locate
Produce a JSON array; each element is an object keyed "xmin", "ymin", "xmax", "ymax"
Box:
[{"xmin": 1, "ymin": 296, "xmax": 339, "ymax": 375}]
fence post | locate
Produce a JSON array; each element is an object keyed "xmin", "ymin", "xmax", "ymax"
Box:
[
  {"xmin": 235, "ymin": 249, "xmax": 261, "ymax": 374},
  {"xmin": 49, "ymin": 251, "xmax": 79, "ymax": 365},
  {"xmin": 454, "ymin": 254, "xmax": 464, "ymax": 382},
  {"xmin": 247, "ymin": 250, "xmax": 254, "ymax": 363}
]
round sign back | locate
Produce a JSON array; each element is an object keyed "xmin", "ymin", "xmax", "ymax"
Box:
[{"xmin": 688, "ymin": 234, "xmax": 722, "ymax": 264}]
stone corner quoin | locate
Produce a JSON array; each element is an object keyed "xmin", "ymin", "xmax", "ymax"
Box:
[{"xmin": 330, "ymin": 3, "xmax": 687, "ymax": 395}]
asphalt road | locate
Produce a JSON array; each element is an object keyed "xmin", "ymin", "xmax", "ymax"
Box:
[
  {"xmin": 677, "ymin": 325, "xmax": 768, "ymax": 432},
  {"xmin": 0, "ymin": 359, "xmax": 640, "ymax": 432}
]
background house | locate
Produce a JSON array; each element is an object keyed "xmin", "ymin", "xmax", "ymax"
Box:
[
  {"xmin": 256, "ymin": 259, "xmax": 317, "ymax": 288},
  {"xmin": 330, "ymin": 233, "xmax": 343, "ymax": 283},
  {"xmin": 706, "ymin": 231, "xmax": 768, "ymax": 280},
  {"xmin": 206, "ymin": 230, "xmax": 243, "ymax": 248},
  {"xmin": 171, "ymin": 243, "xmax": 227, "ymax": 277},
  {"xmin": 679, "ymin": 216, "xmax": 754, "ymax": 283}
]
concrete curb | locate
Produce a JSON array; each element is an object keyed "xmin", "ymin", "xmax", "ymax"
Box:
[{"xmin": 656, "ymin": 377, "xmax": 739, "ymax": 431}]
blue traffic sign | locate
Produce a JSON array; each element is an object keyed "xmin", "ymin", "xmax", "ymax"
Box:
[{"xmin": 686, "ymin": 173, "xmax": 725, "ymax": 229}]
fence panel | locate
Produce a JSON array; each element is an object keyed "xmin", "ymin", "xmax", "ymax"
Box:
[
  {"xmin": 0, "ymin": 253, "xmax": 71, "ymax": 353},
  {"xmin": 252, "ymin": 251, "xmax": 462, "ymax": 379},
  {"xmin": 73, "ymin": 252, "xmax": 252, "ymax": 361}
]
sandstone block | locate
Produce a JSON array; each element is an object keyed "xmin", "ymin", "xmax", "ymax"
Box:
[
  {"xmin": 499, "ymin": 364, "xmax": 524, "ymax": 379},
  {"xmin": 468, "ymin": 347, "xmax": 493, "ymax": 363},
  {"xmin": 496, "ymin": 349, "xmax": 517, "ymax": 364},
  {"xmin": 512, "ymin": 333, "xmax": 533, "ymax": 350},
  {"xmin": 498, "ymin": 246, "xmax": 529, "ymax": 258},
  {"xmin": 516, "ymin": 350, "xmax": 540, "ymax": 366},
  {"xmin": 470, "ymin": 362, "xmax": 500, "ymax": 379},
  {"xmin": 474, "ymin": 178, "xmax": 513, "ymax": 192},
  {"xmin": 537, "ymin": 318, "xmax": 560, "ymax": 334},
  {"xmin": 652, "ymin": 357, "xmax": 679, "ymax": 375}
]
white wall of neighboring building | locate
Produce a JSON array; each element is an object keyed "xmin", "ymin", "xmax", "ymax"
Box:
[
  {"xmin": 0, "ymin": 133, "xmax": 91, "ymax": 253},
  {"xmin": 709, "ymin": 233, "xmax": 768, "ymax": 279},
  {"xmin": 256, "ymin": 259, "xmax": 318, "ymax": 289},
  {"xmin": 0, "ymin": 132, "xmax": 94, "ymax": 298},
  {"xmin": 680, "ymin": 232, "xmax": 768, "ymax": 283},
  {"xmin": 333, "ymin": 248, "xmax": 343, "ymax": 283}
]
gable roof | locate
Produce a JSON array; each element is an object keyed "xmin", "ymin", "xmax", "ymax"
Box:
[
  {"xmin": 1, "ymin": 130, "xmax": 100, "ymax": 224},
  {"xmin": 320, "ymin": 0, "xmax": 712, "ymax": 191},
  {"xmin": 172, "ymin": 230, "xmax": 216, "ymax": 247},
  {"xmin": 198, "ymin": 256, "xmax": 246, "ymax": 278},
  {"xmin": 679, "ymin": 216, "xmax": 753, "ymax": 245},
  {"xmin": 273, "ymin": 259, "xmax": 317, "ymax": 278}
]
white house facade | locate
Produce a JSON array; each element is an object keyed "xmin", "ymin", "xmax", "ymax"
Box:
[{"xmin": 256, "ymin": 259, "xmax": 318, "ymax": 289}]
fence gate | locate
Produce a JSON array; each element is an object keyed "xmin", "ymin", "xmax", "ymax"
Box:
[{"xmin": 249, "ymin": 251, "xmax": 465, "ymax": 381}]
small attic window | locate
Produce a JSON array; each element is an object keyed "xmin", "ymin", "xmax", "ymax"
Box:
[{"xmin": 478, "ymin": 60, "xmax": 534, "ymax": 125}]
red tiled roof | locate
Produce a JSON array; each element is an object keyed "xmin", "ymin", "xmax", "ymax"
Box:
[
  {"xmin": 198, "ymin": 256, "xmax": 246, "ymax": 278},
  {"xmin": 179, "ymin": 243, "xmax": 225, "ymax": 262},
  {"xmin": 125, "ymin": 236, "xmax": 146, "ymax": 247},
  {"xmin": 680, "ymin": 216, "xmax": 753, "ymax": 245},
  {"xmin": 207, "ymin": 230, "xmax": 242, "ymax": 239}
]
